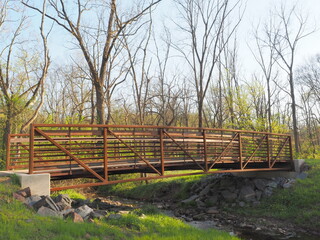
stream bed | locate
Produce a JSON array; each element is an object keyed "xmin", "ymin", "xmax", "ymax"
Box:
[{"xmin": 88, "ymin": 194, "xmax": 320, "ymax": 240}]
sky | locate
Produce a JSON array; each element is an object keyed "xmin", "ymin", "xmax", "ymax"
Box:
[{"xmin": 44, "ymin": 0, "xmax": 320, "ymax": 76}]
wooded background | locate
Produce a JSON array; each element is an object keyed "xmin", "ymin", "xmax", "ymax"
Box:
[{"xmin": 1, "ymin": 0, "xmax": 320, "ymax": 165}]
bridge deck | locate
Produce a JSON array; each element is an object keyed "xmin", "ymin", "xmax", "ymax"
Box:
[{"xmin": 6, "ymin": 124, "xmax": 293, "ymax": 190}]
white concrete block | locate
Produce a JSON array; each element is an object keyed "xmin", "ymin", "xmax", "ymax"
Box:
[{"xmin": 17, "ymin": 173, "xmax": 50, "ymax": 196}]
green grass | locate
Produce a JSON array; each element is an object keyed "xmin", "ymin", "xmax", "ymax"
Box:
[
  {"xmin": 232, "ymin": 159, "xmax": 320, "ymax": 229},
  {"xmin": 0, "ymin": 177, "xmax": 239, "ymax": 240},
  {"xmin": 51, "ymin": 189, "xmax": 86, "ymax": 200},
  {"xmin": 99, "ymin": 171, "xmax": 206, "ymax": 200}
]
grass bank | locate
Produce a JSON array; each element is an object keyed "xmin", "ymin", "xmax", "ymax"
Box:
[
  {"xmin": 99, "ymin": 171, "xmax": 206, "ymax": 201},
  {"xmin": 232, "ymin": 159, "xmax": 320, "ymax": 230},
  {"xmin": 100, "ymin": 160, "xmax": 320, "ymax": 231},
  {"xmin": 0, "ymin": 177, "xmax": 239, "ymax": 240}
]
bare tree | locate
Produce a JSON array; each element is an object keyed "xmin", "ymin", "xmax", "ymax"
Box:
[
  {"xmin": 23, "ymin": 0, "xmax": 161, "ymax": 124},
  {"xmin": 265, "ymin": 3, "xmax": 314, "ymax": 152},
  {"xmin": 0, "ymin": 0, "xmax": 50, "ymax": 151},
  {"xmin": 173, "ymin": 0, "xmax": 243, "ymax": 128},
  {"xmin": 250, "ymin": 18, "xmax": 280, "ymax": 132}
]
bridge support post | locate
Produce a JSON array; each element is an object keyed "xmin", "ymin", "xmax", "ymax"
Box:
[
  {"xmin": 159, "ymin": 128, "xmax": 165, "ymax": 175},
  {"xmin": 18, "ymin": 173, "xmax": 50, "ymax": 196},
  {"xmin": 239, "ymin": 133, "xmax": 242, "ymax": 170},
  {"xmin": 29, "ymin": 124, "xmax": 34, "ymax": 174},
  {"xmin": 203, "ymin": 130, "xmax": 208, "ymax": 172},
  {"xmin": 103, "ymin": 128, "xmax": 108, "ymax": 182}
]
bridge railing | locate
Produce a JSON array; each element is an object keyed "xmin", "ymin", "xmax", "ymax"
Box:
[{"xmin": 7, "ymin": 124, "xmax": 293, "ymax": 184}]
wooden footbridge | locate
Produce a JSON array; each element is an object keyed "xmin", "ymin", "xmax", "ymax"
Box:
[{"xmin": 6, "ymin": 124, "xmax": 294, "ymax": 191}]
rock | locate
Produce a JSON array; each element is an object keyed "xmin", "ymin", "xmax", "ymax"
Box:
[
  {"xmin": 75, "ymin": 205, "xmax": 93, "ymax": 219},
  {"xmin": 255, "ymin": 190, "xmax": 263, "ymax": 201},
  {"xmin": 181, "ymin": 195, "xmax": 198, "ymax": 204},
  {"xmin": 54, "ymin": 194, "xmax": 73, "ymax": 210},
  {"xmin": 32, "ymin": 196, "xmax": 60, "ymax": 212},
  {"xmin": 15, "ymin": 187, "xmax": 32, "ymax": 198},
  {"xmin": 13, "ymin": 192, "xmax": 26, "ymax": 203},
  {"xmin": 221, "ymin": 190, "xmax": 237, "ymax": 202},
  {"xmin": 91, "ymin": 211, "xmax": 105, "ymax": 220},
  {"xmin": 89, "ymin": 198, "xmax": 102, "ymax": 208},
  {"xmin": 195, "ymin": 198, "xmax": 206, "ymax": 208},
  {"xmin": 239, "ymin": 201, "xmax": 245, "ymax": 207},
  {"xmin": 205, "ymin": 195, "xmax": 218, "ymax": 206},
  {"xmin": 107, "ymin": 214, "xmax": 122, "ymax": 220},
  {"xmin": 253, "ymin": 179, "xmax": 268, "ymax": 191},
  {"xmin": 263, "ymin": 187, "xmax": 273, "ymax": 197},
  {"xmin": 297, "ymin": 172, "xmax": 308, "ymax": 180},
  {"xmin": 193, "ymin": 213, "xmax": 206, "ymax": 221},
  {"xmin": 239, "ymin": 186, "xmax": 256, "ymax": 202},
  {"xmin": 206, "ymin": 207, "xmax": 219, "ymax": 214},
  {"xmin": 37, "ymin": 206, "xmax": 61, "ymax": 218},
  {"xmin": 61, "ymin": 208, "xmax": 74, "ymax": 216},
  {"xmin": 118, "ymin": 211, "xmax": 129, "ymax": 215},
  {"xmin": 72, "ymin": 199, "xmax": 90, "ymax": 208},
  {"xmin": 283, "ymin": 179, "xmax": 295, "ymax": 189},
  {"xmin": 267, "ymin": 181, "xmax": 278, "ymax": 188},
  {"xmin": 199, "ymin": 183, "xmax": 215, "ymax": 196},
  {"xmin": 66, "ymin": 212, "xmax": 84, "ymax": 222},
  {"xmin": 25, "ymin": 195, "xmax": 42, "ymax": 207},
  {"xmin": 219, "ymin": 178, "xmax": 234, "ymax": 189}
]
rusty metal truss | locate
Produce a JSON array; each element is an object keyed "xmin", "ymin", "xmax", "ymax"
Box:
[{"xmin": 6, "ymin": 124, "xmax": 294, "ymax": 191}]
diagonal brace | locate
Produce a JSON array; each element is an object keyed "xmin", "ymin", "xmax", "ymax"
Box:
[
  {"xmin": 163, "ymin": 130, "xmax": 205, "ymax": 171},
  {"xmin": 270, "ymin": 137, "xmax": 290, "ymax": 168},
  {"xmin": 34, "ymin": 128, "xmax": 105, "ymax": 182},
  {"xmin": 242, "ymin": 135, "xmax": 267, "ymax": 169},
  {"xmin": 108, "ymin": 129, "xmax": 161, "ymax": 175},
  {"xmin": 208, "ymin": 133, "xmax": 239, "ymax": 171}
]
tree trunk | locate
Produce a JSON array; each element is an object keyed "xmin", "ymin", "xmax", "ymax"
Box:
[
  {"xmin": 289, "ymin": 74, "xmax": 300, "ymax": 153},
  {"xmin": 95, "ymin": 82, "xmax": 105, "ymax": 124}
]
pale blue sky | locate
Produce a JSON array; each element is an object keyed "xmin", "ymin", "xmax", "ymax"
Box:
[{"xmin": 45, "ymin": 0, "xmax": 320, "ymax": 75}]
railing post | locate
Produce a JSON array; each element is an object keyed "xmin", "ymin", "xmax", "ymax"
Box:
[
  {"xmin": 103, "ymin": 128, "xmax": 108, "ymax": 182},
  {"xmin": 159, "ymin": 128, "xmax": 165, "ymax": 176},
  {"xmin": 267, "ymin": 134, "xmax": 271, "ymax": 168},
  {"xmin": 289, "ymin": 136, "xmax": 294, "ymax": 171},
  {"xmin": 203, "ymin": 129, "xmax": 208, "ymax": 172},
  {"xmin": 6, "ymin": 134, "xmax": 11, "ymax": 170},
  {"xmin": 239, "ymin": 133, "xmax": 243, "ymax": 170},
  {"xmin": 29, "ymin": 124, "xmax": 34, "ymax": 174}
]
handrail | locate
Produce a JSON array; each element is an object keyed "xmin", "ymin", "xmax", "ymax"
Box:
[{"xmin": 6, "ymin": 124, "xmax": 293, "ymax": 191}]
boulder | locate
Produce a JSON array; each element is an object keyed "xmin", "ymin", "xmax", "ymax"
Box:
[
  {"xmin": 255, "ymin": 190, "xmax": 263, "ymax": 201},
  {"xmin": 91, "ymin": 211, "xmax": 105, "ymax": 220},
  {"xmin": 181, "ymin": 195, "xmax": 198, "ymax": 204},
  {"xmin": 195, "ymin": 198, "xmax": 206, "ymax": 208},
  {"xmin": 297, "ymin": 172, "xmax": 308, "ymax": 180},
  {"xmin": 66, "ymin": 212, "xmax": 84, "ymax": 222},
  {"xmin": 13, "ymin": 192, "xmax": 26, "ymax": 203},
  {"xmin": 75, "ymin": 205, "xmax": 93, "ymax": 219},
  {"xmin": 267, "ymin": 181, "xmax": 278, "ymax": 188},
  {"xmin": 54, "ymin": 194, "xmax": 73, "ymax": 210},
  {"xmin": 206, "ymin": 207, "xmax": 219, "ymax": 214},
  {"xmin": 263, "ymin": 187, "xmax": 273, "ymax": 197},
  {"xmin": 33, "ymin": 196, "xmax": 60, "ymax": 212},
  {"xmin": 199, "ymin": 184, "xmax": 212, "ymax": 196},
  {"xmin": 15, "ymin": 187, "xmax": 31, "ymax": 198},
  {"xmin": 25, "ymin": 195, "xmax": 42, "ymax": 207},
  {"xmin": 239, "ymin": 185, "xmax": 256, "ymax": 202},
  {"xmin": 253, "ymin": 179, "xmax": 268, "ymax": 191},
  {"xmin": 205, "ymin": 195, "xmax": 219, "ymax": 206},
  {"xmin": 37, "ymin": 206, "xmax": 61, "ymax": 218},
  {"xmin": 221, "ymin": 190, "xmax": 237, "ymax": 202},
  {"xmin": 219, "ymin": 178, "xmax": 235, "ymax": 189}
]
